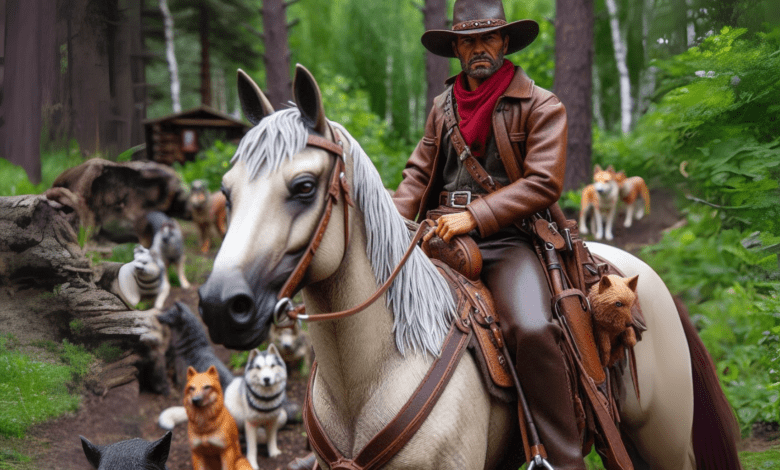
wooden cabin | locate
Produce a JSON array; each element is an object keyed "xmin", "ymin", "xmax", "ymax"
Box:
[{"xmin": 142, "ymin": 106, "xmax": 249, "ymax": 165}]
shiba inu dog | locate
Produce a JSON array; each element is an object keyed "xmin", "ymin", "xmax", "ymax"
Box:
[
  {"xmin": 80, "ymin": 431, "xmax": 172, "ymax": 470},
  {"xmin": 588, "ymin": 274, "xmax": 639, "ymax": 367},
  {"xmin": 224, "ymin": 345, "xmax": 289, "ymax": 464},
  {"xmin": 614, "ymin": 171, "xmax": 651, "ymax": 228},
  {"xmin": 187, "ymin": 180, "xmax": 226, "ymax": 254},
  {"xmin": 146, "ymin": 211, "xmax": 190, "ymax": 289},
  {"xmin": 579, "ymin": 165, "xmax": 621, "ymax": 241},
  {"xmin": 185, "ymin": 366, "xmax": 253, "ymax": 470},
  {"xmin": 117, "ymin": 245, "xmax": 170, "ymax": 309},
  {"xmin": 269, "ymin": 322, "xmax": 312, "ymax": 374}
]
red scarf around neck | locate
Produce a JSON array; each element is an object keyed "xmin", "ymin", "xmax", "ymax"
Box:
[{"xmin": 452, "ymin": 59, "xmax": 515, "ymax": 157}]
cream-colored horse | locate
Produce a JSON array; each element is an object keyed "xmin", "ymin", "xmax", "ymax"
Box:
[{"xmin": 199, "ymin": 65, "xmax": 740, "ymax": 469}]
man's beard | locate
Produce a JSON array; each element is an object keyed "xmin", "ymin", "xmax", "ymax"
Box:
[{"xmin": 461, "ymin": 53, "xmax": 504, "ymax": 80}]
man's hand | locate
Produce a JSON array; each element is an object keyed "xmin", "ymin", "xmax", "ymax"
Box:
[{"xmin": 424, "ymin": 211, "xmax": 478, "ymax": 243}]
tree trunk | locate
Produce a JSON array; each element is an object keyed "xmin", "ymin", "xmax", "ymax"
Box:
[
  {"xmin": 1, "ymin": 0, "xmax": 57, "ymax": 184},
  {"xmin": 199, "ymin": 4, "xmax": 212, "ymax": 107},
  {"xmin": 605, "ymin": 0, "xmax": 632, "ymax": 134},
  {"xmin": 261, "ymin": 0, "xmax": 293, "ymax": 109},
  {"xmin": 160, "ymin": 0, "xmax": 181, "ymax": 113},
  {"xmin": 423, "ymin": 0, "xmax": 449, "ymax": 115},
  {"xmin": 554, "ymin": 0, "xmax": 594, "ymax": 192},
  {"xmin": 634, "ymin": 0, "xmax": 657, "ymax": 122}
]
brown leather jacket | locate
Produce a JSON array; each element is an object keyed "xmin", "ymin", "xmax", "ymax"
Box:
[{"xmin": 392, "ymin": 66, "xmax": 568, "ymax": 238}]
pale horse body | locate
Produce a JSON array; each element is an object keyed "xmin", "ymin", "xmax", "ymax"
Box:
[{"xmin": 200, "ymin": 68, "xmax": 703, "ymax": 469}]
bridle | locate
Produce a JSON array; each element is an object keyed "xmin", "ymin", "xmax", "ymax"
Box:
[{"xmin": 273, "ymin": 128, "xmax": 432, "ymax": 325}]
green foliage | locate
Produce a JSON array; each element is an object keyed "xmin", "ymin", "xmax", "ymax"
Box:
[
  {"xmin": 0, "ymin": 148, "xmax": 83, "ymax": 197},
  {"xmin": 107, "ymin": 244, "xmax": 136, "ymax": 264},
  {"xmin": 59, "ymin": 340, "xmax": 93, "ymax": 382},
  {"xmin": 0, "ymin": 335, "xmax": 81, "ymax": 438},
  {"xmin": 92, "ymin": 343, "xmax": 122, "ymax": 363},
  {"xmin": 173, "ymin": 140, "xmax": 236, "ymax": 192},
  {"xmin": 740, "ymin": 444, "xmax": 780, "ymax": 469}
]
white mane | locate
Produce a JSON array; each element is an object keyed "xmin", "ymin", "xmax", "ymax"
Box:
[{"xmin": 231, "ymin": 108, "xmax": 456, "ymax": 356}]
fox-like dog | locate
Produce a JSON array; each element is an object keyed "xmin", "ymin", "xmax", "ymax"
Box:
[
  {"xmin": 579, "ymin": 165, "xmax": 621, "ymax": 241},
  {"xmin": 588, "ymin": 274, "xmax": 639, "ymax": 367},
  {"xmin": 187, "ymin": 180, "xmax": 227, "ymax": 254},
  {"xmin": 184, "ymin": 366, "xmax": 252, "ymax": 470},
  {"xmin": 613, "ymin": 170, "xmax": 651, "ymax": 228},
  {"xmin": 269, "ymin": 322, "xmax": 312, "ymax": 374}
]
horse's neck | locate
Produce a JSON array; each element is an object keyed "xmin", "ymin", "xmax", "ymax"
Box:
[{"xmin": 302, "ymin": 216, "xmax": 432, "ymax": 438}]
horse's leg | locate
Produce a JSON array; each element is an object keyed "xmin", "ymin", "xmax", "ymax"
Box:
[{"xmin": 588, "ymin": 243, "xmax": 695, "ymax": 470}]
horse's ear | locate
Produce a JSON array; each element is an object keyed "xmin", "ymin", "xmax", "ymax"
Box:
[
  {"xmin": 237, "ymin": 69, "xmax": 274, "ymax": 126},
  {"xmin": 293, "ymin": 64, "xmax": 329, "ymax": 135}
]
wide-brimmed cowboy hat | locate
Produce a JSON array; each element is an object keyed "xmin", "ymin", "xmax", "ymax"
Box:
[{"xmin": 422, "ymin": 0, "xmax": 539, "ymax": 58}]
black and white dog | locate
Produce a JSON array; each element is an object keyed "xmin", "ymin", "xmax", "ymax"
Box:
[
  {"xmin": 224, "ymin": 344, "xmax": 289, "ymax": 463},
  {"xmin": 117, "ymin": 245, "xmax": 169, "ymax": 309},
  {"xmin": 81, "ymin": 432, "xmax": 171, "ymax": 470}
]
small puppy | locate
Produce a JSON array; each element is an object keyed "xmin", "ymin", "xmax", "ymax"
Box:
[
  {"xmin": 185, "ymin": 366, "xmax": 252, "ymax": 470},
  {"xmin": 614, "ymin": 171, "xmax": 651, "ymax": 228},
  {"xmin": 269, "ymin": 322, "xmax": 312, "ymax": 374},
  {"xmin": 579, "ymin": 165, "xmax": 621, "ymax": 241},
  {"xmin": 117, "ymin": 245, "xmax": 170, "ymax": 309},
  {"xmin": 148, "ymin": 211, "xmax": 190, "ymax": 289},
  {"xmin": 80, "ymin": 431, "xmax": 172, "ymax": 470},
  {"xmin": 224, "ymin": 345, "xmax": 289, "ymax": 465},
  {"xmin": 588, "ymin": 274, "xmax": 639, "ymax": 367}
]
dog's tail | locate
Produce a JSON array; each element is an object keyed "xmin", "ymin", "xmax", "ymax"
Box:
[
  {"xmin": 158, "ymin": 406, "xmax": 188, "ymax": 430},
  {"xmin": 640, "ymin": 178, "xmax": 651, "ymax": 214}
]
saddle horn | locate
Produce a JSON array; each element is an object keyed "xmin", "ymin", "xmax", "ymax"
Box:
[{"xmin": 237, "ymin": 69, "xmax": 274, "ymax": 126}]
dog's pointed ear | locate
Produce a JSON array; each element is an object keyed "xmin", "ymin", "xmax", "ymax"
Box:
[
  {"xmin": 627, "ymin": 274, "xmax": 639, "ymax": 292},
  {"xmin": 267, "ymin": 343, "xmax": 280, "ymax": 357},
  {"xmin": 245, "ymin": 348, "xmax": 259, "ymax": 373},
  {"xmin": 237, "ymin": 69, "xmax": 274, "ymax": 126},
  {"xmin": 293, "ymin": 64, "xmax": 329, "ymax": 136},
  {"xmin": 206, "ymin": 365, "xmax": 219, "ymax": 378},
  {"xmin": 148, "ymin": 431, "xmax": 172, "ymax": 466},
  {"xmin": 594, "ymin": 165, "xmax": 602, "ymax": 173},
  {"xmin": 80, "ymin": 436, "xmax": 102, "ymax": 468},
  {"xmin": 598, "ymin": 275, "xmax": 613, "ymax": 294},
  {"xmin": 606, "ymin": 165, "xmax": 615, "ymax": 173},
  {"xmin": 186, "ymin": 366, "xmax": 197, "ymax": 380}
]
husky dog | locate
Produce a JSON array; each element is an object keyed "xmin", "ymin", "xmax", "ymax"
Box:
[
  {"xmin": 157, "ymin": 303, "xmax": 301, "ymax": 434},
  {"xmin": 269, "ymin": 321, "xmax": 312, "ymax": 374},
  {"xmin": 117, "ymin": 245, "xmax": 170, "ymax": 309},
  {"xmin": 588, "ymin": 274, "xmax": 639, "ymax": 367},
  {"xmin": 224, "ymin": 345, "xmax": 289, "ymax": 464},
  {"xmin": 579, "ymin": 165, "xmax": 621, "ymax": 241},
  {"xmin": 80, "ymin": 432, "xmax": 172, "ymax": 470},
  {"xmin": 144, "ymin": 211, "xmax": 190, "ymax": 289}
]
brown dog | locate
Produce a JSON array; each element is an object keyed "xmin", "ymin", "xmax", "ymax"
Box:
[
  {"xmin": 588, "ymin": 274, "xmax": 639, "ymax": 367},
  {"xmin": 184, "ymin": 366, "xmax": 252, "ymax": 470},
  {"xmin": 187, "ymin": 180, "xmax": 227, "ymax": 254}
]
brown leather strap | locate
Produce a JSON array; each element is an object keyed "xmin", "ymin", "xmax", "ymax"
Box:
[
  {"xmin": 287, "ymin": 220, "xmax": 434, "ymax": 322},
  {"xmin": 439, "ymin": 190, "xmax": 483, "ymax": 207},
  {"xmin": 492, "ymin": 104, "xmax": 523, "ymax": 182},
  {"xmin": 443, "ymin": 90, "xmax": 502, "ymax": 193},
  {"xmin": 303, "ymin": 322, "xmax": 472, "ymax": 470}
]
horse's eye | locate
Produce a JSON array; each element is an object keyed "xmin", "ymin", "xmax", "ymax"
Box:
[
  {"xmin": 615, "ymin": 301, "xmax": 624, "ymax": 307},
  {"xmin": 290, "ymin": 176, "xmax": 317, "ymax": 200}
]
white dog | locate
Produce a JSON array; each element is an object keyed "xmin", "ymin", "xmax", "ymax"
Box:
[
  {"xmin": 579, "ymin": 165, "xmax": 621, "ymax": 241},
  {"xmin": 117, "ymin": 245, "xmax": 170, "ymax": 309},
  {"xmin": 224, "ymin": 344, "xmax": 289, "ymax": 465}
]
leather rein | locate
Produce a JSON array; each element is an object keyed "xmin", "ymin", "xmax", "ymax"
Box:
[{"xmin": 273, "ymin": 130, "xmax": 433, "ymax": 325}]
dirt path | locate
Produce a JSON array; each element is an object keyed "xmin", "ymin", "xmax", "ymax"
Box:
[{"xmin": 18, "ymin": 190, "xmax": 777, "ymax": 468}]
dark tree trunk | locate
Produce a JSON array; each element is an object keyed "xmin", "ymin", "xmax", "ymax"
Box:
[
  {"xmin": 554, "ymin": 0, "xmax": 593, "ymax": 192},
  {"xmin": 1, "ymin": 0, "xmax": 57, "ymax": 184},
  {"xmin": 423, "ymin": 0, "xmax": 449, "ymax": 115},
  {"xmin": 199, "ymin": 4, "xmax": 212, "ymax": 107},
  {"xmin": 261, "ymin": 0, "xmax": 293, "ymax": 109}
]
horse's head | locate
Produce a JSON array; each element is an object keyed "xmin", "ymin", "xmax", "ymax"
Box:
[{"xmin": 199, "ymin": 66, "xmax": 350, "ymax": 350}]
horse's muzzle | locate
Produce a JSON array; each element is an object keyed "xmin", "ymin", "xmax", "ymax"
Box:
[{"xmin": 198, "ymin": 268, "xmax": 270, "ymax": 350}]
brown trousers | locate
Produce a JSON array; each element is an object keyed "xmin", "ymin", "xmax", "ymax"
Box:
[{"xmin": 479, "ymin": 232, "xmax": 585, "ymax": 470}]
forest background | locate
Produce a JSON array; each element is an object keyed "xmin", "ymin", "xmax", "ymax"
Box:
[{"xmin": 1, "ymin": 0, "xmax": 780, "ymax": 467}]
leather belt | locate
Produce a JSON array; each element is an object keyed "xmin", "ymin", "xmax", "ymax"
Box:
[{"xmin": 439, "ymin": 191, "xmax": 482, "ymax": 208}]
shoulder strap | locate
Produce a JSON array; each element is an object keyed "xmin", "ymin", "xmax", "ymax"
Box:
[
  {"xmin": 443, "ymin": 90, "xmax": 502, "ymax": 193},
  {"xmin": 492, "ymin": 102, "xmax": 523, "ymax": 182}
]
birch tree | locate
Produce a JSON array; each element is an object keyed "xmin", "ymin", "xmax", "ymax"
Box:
[
  {"xmin": 159, "ymin": 0, "xmax": 181, "ymax": 113},
  {"xmin": 605, "ymin": 0, "xmax": 632, "ymax": 133}
]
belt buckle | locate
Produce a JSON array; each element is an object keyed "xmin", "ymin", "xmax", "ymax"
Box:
[{"xmin": 449, "ymin": 190, "xmax": 472, "ymax": 208}]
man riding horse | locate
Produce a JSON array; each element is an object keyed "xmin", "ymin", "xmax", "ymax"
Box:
[{"xmin": 391, "ymin": 0, "xmax": 584, "ymax": 468}]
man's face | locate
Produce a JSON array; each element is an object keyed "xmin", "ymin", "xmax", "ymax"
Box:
[{"xmin": 453, "ymin": 32, "xmax": 509, "ymax": 80}]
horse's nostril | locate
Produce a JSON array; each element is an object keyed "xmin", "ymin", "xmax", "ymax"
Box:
[{"xmin": 231, "ymin": 295, "xmax": 253, "ymax": 314}]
